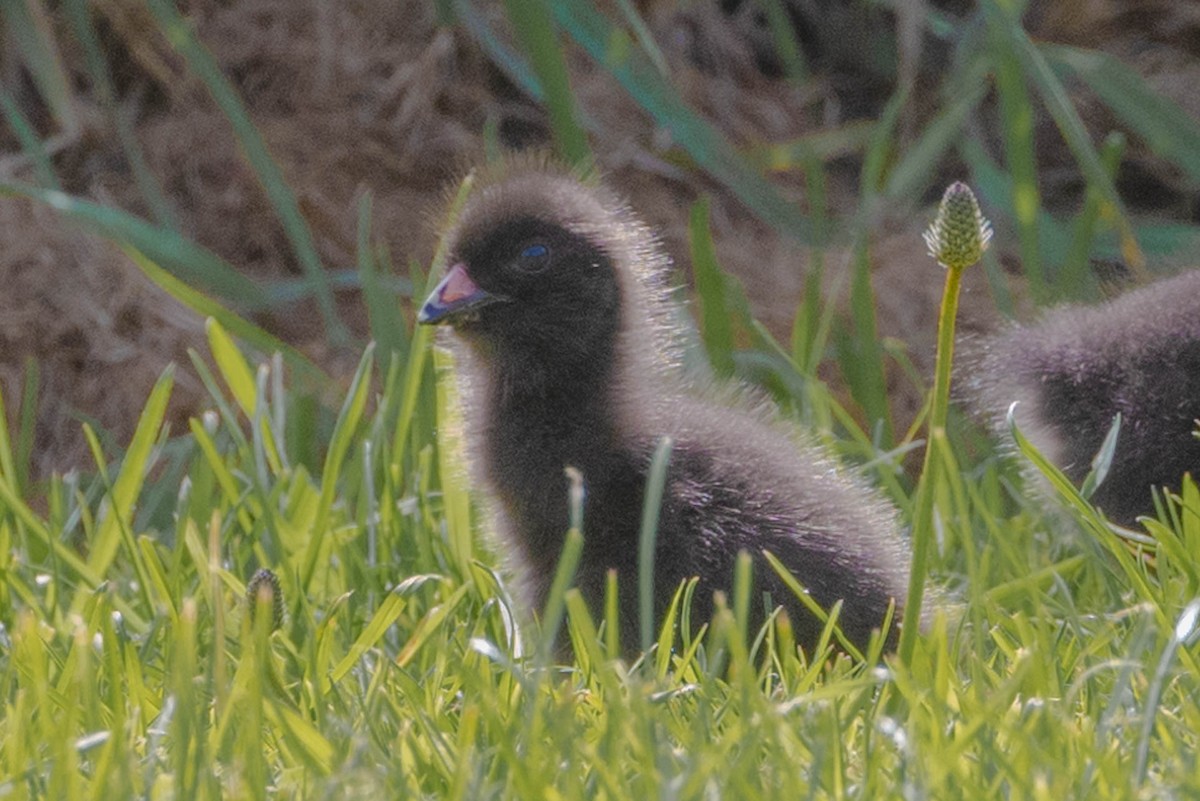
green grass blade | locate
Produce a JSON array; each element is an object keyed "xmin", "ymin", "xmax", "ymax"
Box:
[
  {"xmin": 503, "ymin": 0, "xmax": 590, "ymax": 165},
  {"xmin": 0, "ymin": 381, "xmax": 17, "ymax": 494},
  {"xmin": 0, "ymin": 472, "xmax": 108, "ymax": 594},
  {"xmin": 2, "ymin": 0, "xmax": 79, "ymax": 135},
  {"xmin": 1079, "ymin": 412, "xmax": 1121, "ymax": 501},
  {"xmin": 72, "ymin": 367, "xmax": 174, "ymax": 611},
  {"xmin": 264, "ymin": 701, "xmax": 336, "ymax": 776},
  {"xmin": 840, "ymin": 88, "xmax": 908, "ymax": 447},
  {"xmin": 564, "ymin": 589, "xmax": 605, "ymax": 677},
  {"xmin": 689, "ymin": 199, "xmax": 735, "ymax": 377},
  {"xmin": 328, "ymin": 589, "xmax": 409, "ymax": 684},
  {"xmin": 432, "ymin": 346, "xmax": 475, "ymax": 580},
  {"xmin": 302, "ymin": 344, "xmax": 374, "ymax": 590},
  {"xmin": 987, "ymin": 17, "xmax": 1045, "ymax": 299},
  {"xmin": 0, "ymin": 85, "xmax": 60, "ymax": 188},
  {"xmin": 453, "ymin": 0, "xmax": 544, "ymax": 105},
  {"xmin": 549, "ymin": 0, "xmax": 817, "ymax": 244},
  {"xmin": 396, "ymin": 583, "xmax": 471, "ymax": 668},
  {"xmin": 253, "ymin": 269, "xmax": 411, "ymax": 309},
  {"xmin": 757, "ymin": 0, "xmax": 809, "ymax": 83},
  {"xmin": 62, "ymin": 0, "xmax": 179, "ymax": 230},
  {"xmin": 1046, "ymin": 44, "xmax": 1200, "ymax": 184},
  {"xmin": 80, "ymin": 424, "xmax": 157, "ymax": 615},
  {"xmin": 639, "ymin": 436, "xmax": 673, "ymax": 655},
  {"xmin": 604, "ymin": 569, "xmax": 621, "ymax": 659},
  {"xmin": 960, "ymin": 137, "xmax": 1074, "ymax": 268},
  {"xmin": 0, "ymin": 181, "xmax": 268, "ymax": 307},
  {"xmin": 790, "ymin": 151, "xmax": 831, "ymax": 376},
  {"xmin": 1135, "ymin": 600, "xmax": 1200, "ymax": 787},
  {"xmin": 613, "ymin": 0, "xmax": 668, "ymax": 77},
  {"xmin": 128, "ymin": 250, "xmax": 329, "ymax": 389},
  {"xmin": 1060, "ymin": 131, "xmax": 1124, "ymax": 297},
  {"xmin": 763, "ymin": 550, "xmax": 862, "ymax": 661},
  {"xmin": 356, "ymin": 192, "xmax": 409, "ymax": 376},
  {"xmin": 392, "ymin": 173, "xmax": 475, "ymax": 461},
  {"xmin": 751, "ymin": 121, "xmax": 875, "ymax": 172},
  {"xmin": 539, "ymin": 529, "xmax": 584, "ymax": 663},
  {"xmin": 187, "ymin": 418, "xmax": 255, "ymax": 534},
  {"xmin": 653, "ymin": 580, "xmax": 688, "ymax": 679},
  {"xmin": 15, "ymin": 359, "xmax": 38, "ymax": 494},
  {"xmin": 884, "ymin": 76, "xmax": 988, "ymax": 205},
  {"xmin": 731, "ymin": 550, "xmax": 752, "ymax": 650},
  {"xmin": 1007, "ymin": 406, "xmax": 1169, "ymax": 629},
  {"xmin": 983, "ymin": 0, "xmax": 1144, "ymax": 271},
  {"xmin": 461, "ymin": 0, "xmax": 817, "ymax": 243},
  {"xmin": 206, "ymin": 318, "xmax": 259, "ymax": 419}
]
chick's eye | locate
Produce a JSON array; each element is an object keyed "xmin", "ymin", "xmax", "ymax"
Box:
[{"xmin": 516, "ymin": 242, "xmax": 550, "ymax": 272}]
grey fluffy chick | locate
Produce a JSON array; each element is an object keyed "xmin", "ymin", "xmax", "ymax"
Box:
[
  {"xmin": 966, "ymin": 269, "xmax": 1200, "ymax": 525},
  {"xmin": 418, "ymin": 158, "xmax": 911, "ymax": 654}
]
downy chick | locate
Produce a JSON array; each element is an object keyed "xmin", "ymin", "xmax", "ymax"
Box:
[
  {"xmin": 418, "ymin": 159, "xmax": 911, "ymax": 653},
  {"xmin": 966, "ymin": 269, "xmax": 1200, "ymax": 525}
]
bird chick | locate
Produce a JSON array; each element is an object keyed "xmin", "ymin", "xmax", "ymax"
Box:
[
  {"xmin": 965, "ymin": 269, "xmax": 1200, "ymax": 525},
  {"xmin": 418, "ymin": 158, "xmax": 911, "ymax": 654}
]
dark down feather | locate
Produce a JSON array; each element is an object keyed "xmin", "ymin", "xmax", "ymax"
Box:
[
  {"xmin": 418, "ymin": 159, "xmax": 911, "ymax": 654},
  {"xmin": 965, "ymin": 269, "xmax": 1200, "ymax": 525}
]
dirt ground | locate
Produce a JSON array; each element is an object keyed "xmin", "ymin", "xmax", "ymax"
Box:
[{"xmin": 1, "ymin": 0, "xmax": 1197, "ymax": 475}]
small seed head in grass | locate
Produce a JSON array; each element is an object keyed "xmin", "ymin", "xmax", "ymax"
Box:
[
  {"xmin": 246, "ymin": 568, "xmax": 285, "ymax": 631},
  {"xmin": 923, "ymin": 181, "xmax": 992, "ymax": 271}
]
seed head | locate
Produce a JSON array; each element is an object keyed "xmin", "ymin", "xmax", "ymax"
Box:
[
  {"xmin": 923, "ymin": 182, "xmax": 992, "ymax": 271},
  {"xmin": 246, "ymin": 568, "xmax": 285, "ymax": 631}
]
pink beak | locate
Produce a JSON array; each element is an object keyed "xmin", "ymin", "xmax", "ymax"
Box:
[{"xmin": 417, "ymin": 263, "xmax": 503, "ymax": 324}]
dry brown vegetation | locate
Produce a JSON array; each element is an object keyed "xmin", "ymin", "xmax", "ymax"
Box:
[{"xmin": 1, "ymin": 0, "xmax": 1197, "ymax": 473}]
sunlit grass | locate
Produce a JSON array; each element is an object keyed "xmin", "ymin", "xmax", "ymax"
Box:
[{"xmin": 2, "ymin": 286, "xmax": 1200, "ymax": 797}]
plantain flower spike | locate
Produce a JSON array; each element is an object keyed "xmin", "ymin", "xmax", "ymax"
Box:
[
  {"xmin": 247, "ymin": 568, "xmax": 285, "ymax": 631},
  {"xmin": 923, "ymin": 181, "xmax": 993, "ymax": 271}
]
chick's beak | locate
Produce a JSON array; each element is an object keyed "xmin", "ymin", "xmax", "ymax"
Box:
[{"xmin": 417, "ymin": 263, "xmax": 503, "ymax": 325}]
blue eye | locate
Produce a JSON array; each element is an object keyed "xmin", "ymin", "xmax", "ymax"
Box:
[{"xmin": 516, "ymin": 242, "xmax": 550, "ymax": 272}]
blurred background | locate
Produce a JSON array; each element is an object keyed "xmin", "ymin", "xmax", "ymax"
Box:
[{"xmin": 1, "ymin": 0, "xmax": 1198, "ymax": 476}]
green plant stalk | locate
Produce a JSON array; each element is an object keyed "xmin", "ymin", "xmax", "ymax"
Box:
[
  {"xmin": 690, "ymin": 199, "xmax": 736, "ymax": 377},
  {"xmin": 757, "ymin": 0, "xmax": 809, "ymax": 83},
  {"xmin": 982, "ymin": 0, "xmax": 1145, "ymax": 274},
  {"xmin": 791, "ymin": 150, "xmax": 828, "ymax": 376},
  {"xmin": 357, "ymin": 192, "xmax": 409, "ymax": 377},
  {"xmin": 392, "ymin": 173, "xmax": 475, "ymax": 463},
  {"xmin": 540, "ymin": 528, "xmax": 584, "ymax": 664},
  {"xmin": 63, "ymin": 0, "xmax": 178, "ymax": 230},
  {"xmin": 0, "ymin": 87, "xmax": 59, "ymax": 189},
  {"xmin": 1045, "ymin": 44, "xmax": 1200, "ymax": 185},
  {"xmin": 846, "ymin": 243, "xmax": 893, "ymax": 445},
  {"xmin": 639, "ymin": 436, "xmax": 673, "ymax": 654},
  {"xmin": 0, "ymin": 181, "xmax": 271, "ymax": 310},
  {"xmin": 0, "ymin": 380, "xmax": 17, "ymax": 495},
  {"xmin": 2, "ymin": 0, "xmax": 79, "ymax": 135},
  {"xmin": 15, "ymin": 359, "xmax": 38, "ymax": 493},
  {"xmin": 992, "ymin": 42, "xmax": 1044, "ymax": 301},
  {"xmin": 841, "ymin": 87, "xmax": 908, "ymax": 447},
  {"xmin": 1060, "ymin": 131, "xmax": 1124, "ymax": 297},
  {"xmin": 546, "ymin": 0, "xmax": 817, "ymax": 244},
  {"xmin": 897, "ymin": 262, "xmax": 964, "ymax": 665}
]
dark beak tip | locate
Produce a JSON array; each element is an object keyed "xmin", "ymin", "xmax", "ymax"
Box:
[
  {"xmin": 416, "ymin": 262, "xmax": 491, "ymax": 327},
  {"xmin": 416, "ymin": 302, "xmax": 447, "ymax": 326}
]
